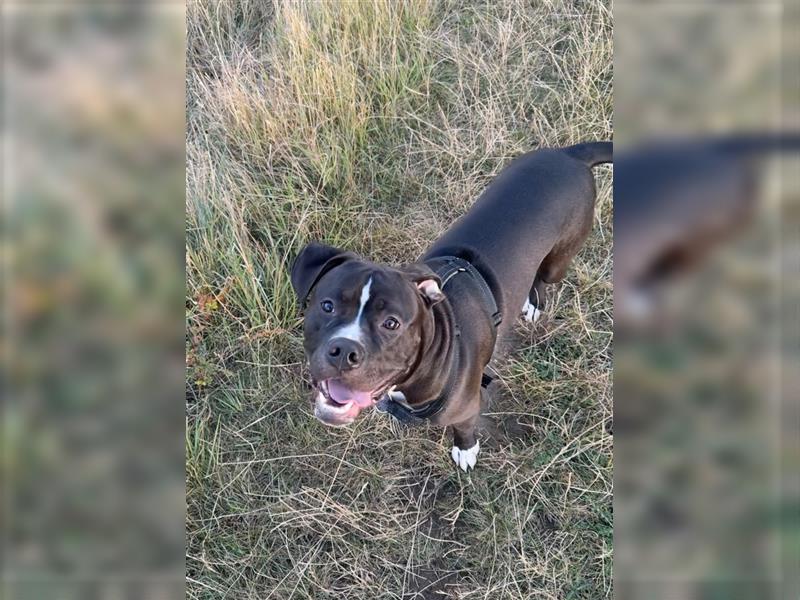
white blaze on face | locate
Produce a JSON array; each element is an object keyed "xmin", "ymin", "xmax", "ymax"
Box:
[{"xmin": 332, "ymin": 276, "xmax": 373, "ymax": 342}]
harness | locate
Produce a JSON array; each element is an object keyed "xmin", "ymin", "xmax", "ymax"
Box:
[
  {"xmin": 426, "ymin": 256, "xmax": 502, "ymax": 329},
  {"xmin": 375, "ymin": 256, "xmax": 501, "ymax": 425}
]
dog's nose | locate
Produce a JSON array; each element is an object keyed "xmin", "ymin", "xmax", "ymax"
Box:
[{"xmin": 326, "ymin": 338, "xmax": 364, "ymax": 371}]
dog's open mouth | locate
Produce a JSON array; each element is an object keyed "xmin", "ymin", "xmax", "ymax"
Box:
[
  {"xmin": 314, "ymin": 379, "xmax": 394, "ymax": 425},
  {"xmin": 318, "ymin": 381, "xmax": 348, "ymax": 412},
  {"xmin": 318, "ymin": 379, "xmax": 384, "ymax": 409}
]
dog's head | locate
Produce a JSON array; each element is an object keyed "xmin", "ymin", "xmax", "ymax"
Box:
[{"xmin": 291, "ymin": 243, "xmax": 444, "ymax": 427}]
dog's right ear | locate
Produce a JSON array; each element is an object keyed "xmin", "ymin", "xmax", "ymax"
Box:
[
  {"xmin": 290, "ymin": 242, "xmax": 358, "ymax": 309},
  {"xmin": 398, "ymin": 263, "xmax": 445, "ymax": 307}
]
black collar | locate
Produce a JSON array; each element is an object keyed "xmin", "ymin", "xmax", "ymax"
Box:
[
  {"xmin": 375, "ymin": 389, "xmax": 448, "ymax": 425},
  {"xmin": 376, "ymin": 256, "xmax": 500, "ymax": 425},
  {"xmin": 375, "ymin": 372, "xmax": 495, "ymax": 426}
]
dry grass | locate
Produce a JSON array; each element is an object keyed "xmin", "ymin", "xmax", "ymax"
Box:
[{"xmin": 186, "ymin": 0, "xmax": 612, "ymax": 598}]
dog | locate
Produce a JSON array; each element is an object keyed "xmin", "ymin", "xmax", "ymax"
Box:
[
  {"xmin": 613, "ymin": 133, "xmax": 800, "ymax": 331},
  {"xmin": 291, "ymin": 141, "xmax": 612, "ymax": 470}
]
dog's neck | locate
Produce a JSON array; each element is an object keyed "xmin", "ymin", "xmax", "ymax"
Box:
[{"xmin": 394, "ymin": 300, "xmax": 459, "ymax": 406}]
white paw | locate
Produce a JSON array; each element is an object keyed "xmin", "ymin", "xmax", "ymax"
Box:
[
  {"xmin": 450, "ymin": 441, "xmax": 480, "ymax": 472},
  {"xmin": 521, "ymin": 299, "xmax": 541, "ymax": 323}
]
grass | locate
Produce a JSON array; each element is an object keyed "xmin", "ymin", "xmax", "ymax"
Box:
[{"xmin": 186, "ymin": 0, "xmax": 612, "ymax": 598}]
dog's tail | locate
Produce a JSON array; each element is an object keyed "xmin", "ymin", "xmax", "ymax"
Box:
[
  {"xmin": 563, "ymin": 141, "xmax": 613, "ymax": 168},
  {"xmin": 706, "ymin": 132, "xmax": 800, "ymax": 156}
]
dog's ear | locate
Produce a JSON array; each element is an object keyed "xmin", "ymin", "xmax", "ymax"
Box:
[
  {"xmin": 399, "ymin": 263, "xmax": 445, "ymax": 306},
  {"xmin": 291, "ymin": 242, "xmax": 358, "ymax": 309}
]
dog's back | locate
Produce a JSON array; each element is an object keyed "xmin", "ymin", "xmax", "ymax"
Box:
[{"xmin": 425, "ymin": 143, "xmax": 612, "ymax": 337}]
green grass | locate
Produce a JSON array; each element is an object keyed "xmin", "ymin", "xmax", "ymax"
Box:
[{"xmin": 186, "ymin": 0, "xmax": 612, "ymax": 597}]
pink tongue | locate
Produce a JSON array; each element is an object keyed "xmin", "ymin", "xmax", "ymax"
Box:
[{"xmin": 327, "ymin": 380, "xmax": 373, "ymax": 408}]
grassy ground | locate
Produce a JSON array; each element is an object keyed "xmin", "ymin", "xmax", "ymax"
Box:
[{"xmin": 186, "ymin": 1, "xmax": 612, "ymax": 598}]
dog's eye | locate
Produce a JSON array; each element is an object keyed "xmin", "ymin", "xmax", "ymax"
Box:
[
  {"xmin": 382, "ymin": 317, "xmax": 400, "ymax": 330},
  {"xmin": 320, "ymin": 300, "xmax": 335, "ymax": 313}
]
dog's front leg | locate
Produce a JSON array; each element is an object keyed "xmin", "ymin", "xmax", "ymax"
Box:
[{"xmin": 450, "ymin": 413, "xmax": 480, "ymax": 472}]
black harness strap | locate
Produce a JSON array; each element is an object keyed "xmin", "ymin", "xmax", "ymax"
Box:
[
  {"xmin": 425, "ymin": 256, "xmax": 502, "ymax": 328},
  {"xmin": 375, "ymin": 391, "xmax": 445, "ymax": 425},
  {"xmin": 375, "ymin": 256, "xmax": 501, "ymax": 426}
]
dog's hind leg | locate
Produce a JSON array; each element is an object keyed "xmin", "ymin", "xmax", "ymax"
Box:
[
  {"xmin": 523, "ymin": 220, "xmax": 593, "ymax": 323},
  {"xmin": 522, "ymin": 276, "xmax": 547, "ymax": 323}
]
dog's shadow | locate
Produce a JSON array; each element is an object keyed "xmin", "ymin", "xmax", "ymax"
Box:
[
  {"xmin": 477, "ymin": 380, "xmax": 539, "ymax": 448},
  {"xmin": 476, "ymin": 320, "xmax": 544, "ymax": 448}
]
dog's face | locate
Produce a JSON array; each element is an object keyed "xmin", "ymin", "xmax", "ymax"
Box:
[{"xmin": 291, "ymin": 243, "xmax": 444, "ymax": 427}]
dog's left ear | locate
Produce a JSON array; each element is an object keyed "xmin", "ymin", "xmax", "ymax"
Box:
[
  {"xmin": 399, "ymin": 263, "xmax": 445, "ymax": 306},
  {"xmin": 291, "ymin": 242, "xmax": 359, "ymax": 309}
]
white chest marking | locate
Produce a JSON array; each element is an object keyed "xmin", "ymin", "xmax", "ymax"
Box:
[
  {"xmin": 332, "ymin": 277, "xmax": 372, "ymax": 342},
  {"xmin": 388, "ymin": 389, "xmax": 407, "ymax": 404}
]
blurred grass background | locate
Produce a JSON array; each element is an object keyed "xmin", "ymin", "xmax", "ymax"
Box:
[
  {"xmin": 3, "ymin": 4, "xmax": 186, "ymax": 599},
  {"xmin": 4, "ymin": 1, "xmax": 798, "ymax": 599},
  {"xmin": 615, "ymin": 2, "xmax": 799, "ymax": 599},
  {"xmin": 186, "ymin": 0, "xmax": 612, "ymax": 598}
]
